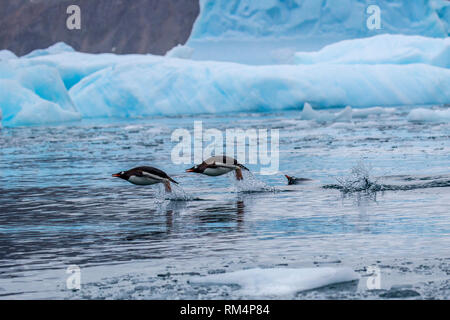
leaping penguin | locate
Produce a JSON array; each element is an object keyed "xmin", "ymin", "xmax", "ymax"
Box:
[
  {"xmin": 186, "ymin": 155, "xmax": 249, "ymax": 180},
  {"xmin": 112, "ymin": 166, "xmax": 178, "ymax": 192}
]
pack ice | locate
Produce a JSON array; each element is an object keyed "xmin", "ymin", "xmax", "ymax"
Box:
[{"xmin": 191, "ymin": 267, "xmax": 360, "ymax": 297}]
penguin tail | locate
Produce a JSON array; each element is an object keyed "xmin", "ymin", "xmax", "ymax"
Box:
[
  {"xmin": 168, "ymin": 177, "xmax": 179, "ymax": 184},
  {"xmin": 238, "ymin": 164, "xmax": 250, "ymax": 171}
]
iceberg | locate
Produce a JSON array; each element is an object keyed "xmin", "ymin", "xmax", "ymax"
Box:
[
  {"xmin": 191, "ymin": 0, "xmax": 449, "ymax": 40},
  {"xmin": 191, "ymin": 267, "xmax": 359, "ymax": 296},
  {"xmin": 187, "ymin": 0, "xmax": 450, "ymax": 64},
  {"xmin": 69, "ymin": 57, "xmax": 450, "ymax": 119}
]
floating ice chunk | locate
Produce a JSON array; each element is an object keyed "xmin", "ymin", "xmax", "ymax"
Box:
[
  {"xmin": 0, "ymin": 50, "xmax": 17, "ymax": 61},
  {"xmin": 191, "ymin": 267, "xmax": 359, "ymax": 296},
  {"xmin": 295, "ymin": 35, "xmax": 450, "ymax": 68},
  {"xmin": 165, "ymin": 45, "xmax": 194, "ymax": 59},
  {"xmin": 407, "ymin": 107, "xmax": 450, "ymax": 123},
  {"xmin": 23, "ymin": 42, "xmax": 75, "ymax": 59},
  {"xmin": 301, "ymin": 103, "xmax": 352, "ymax": 123}
]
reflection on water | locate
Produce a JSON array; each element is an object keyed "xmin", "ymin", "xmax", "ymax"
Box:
[{"xmin": 0, "ymin": 110, "xmax": 449, "ymax": 299}]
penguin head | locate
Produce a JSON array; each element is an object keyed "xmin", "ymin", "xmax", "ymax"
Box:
[
  {"xmin": 186, "ymin": 165, "xmax": 201, "ymax": 173},
  {"xmin": 112, "ymin": 171, "xmax": 128, "ymax": 180},
  {"xmin": 285, "ymin": 175, "xmax": 295, "ymax": 185}
]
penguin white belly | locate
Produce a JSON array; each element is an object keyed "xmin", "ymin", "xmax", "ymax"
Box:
[
  {"xmin": 203, "ymin": 167, "xmax": 234, "ymax": 176},
  {"xmin": 128, "ymin": 175, "xmax": 160, "ymax": 185}
]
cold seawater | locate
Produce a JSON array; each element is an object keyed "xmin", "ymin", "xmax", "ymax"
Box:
[{"xmin": 0, "ymin": 106, "xmax": 449, "ymax": 299}]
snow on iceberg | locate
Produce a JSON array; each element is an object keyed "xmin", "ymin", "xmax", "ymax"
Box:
[
  {"xmin": 22, "ymin": 52, "xmax": 159, "ymax": 90},
  {"xmin": 407, "ymin": 107, "xmax": 450, "ymax": 123},
  {"xmin": 23, "ymin": 42, "xmax": 75, "ymax": 59},
  {"xmin": 295, "ymin": 35, "xmax": 450, "ymax": 68},
  {"xmin": 165, "ymin": 45, "xmax": 194, "ymax": 59},
  {"xmin": 191, "ymin": 267, "xmax": 359, "ymax": 296},
  {"xmin": 0, "ymin": 50, "xmax": 17, "ymax": 61},
  {"xmin": 69, "ymin": 57, "xmax": 450, "ymax": 119}
]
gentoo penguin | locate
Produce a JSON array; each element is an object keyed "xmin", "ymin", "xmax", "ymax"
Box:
[
  {"xmin": 112, "ymin": 166, "xmax": 178, "ymax": 192},
  {"xmin": 285, "ymin": 175, "xmax": 312, "ymax": 185},
  {"xmin": 186, "ymin": 155, "xmax": 249, "ymax": 180}
]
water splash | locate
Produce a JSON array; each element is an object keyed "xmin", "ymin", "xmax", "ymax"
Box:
[
  {"xmin": 326, "ymin": 161, "xmax": 382, "ymax": 193},
  {"xmin": 155, "ymin": 183, "xmax": 193, "ymax": 201},
  {"xmin": 229, "ymin": 170, "xmax": 276, "ymax": 193},
  {"xmin": 324, "ymin": 163, "xmax": 450, "ymax": 193}
]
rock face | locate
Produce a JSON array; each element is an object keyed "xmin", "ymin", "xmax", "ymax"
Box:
[{"xmin": 0, "ymin": 0, "xmax": 199, "ymax": 56}]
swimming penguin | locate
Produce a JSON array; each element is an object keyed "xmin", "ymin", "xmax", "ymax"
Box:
[
  {"xmin": 285, "ymin": 175, "xmax": 312, "ymax": 185},
  {"xmin": 112, "ymin": 166, "xmax": 178, "ymax": 192},
  {"xmin": 186, "ymin": 155, "xmax": 249, "ymax": 180}
]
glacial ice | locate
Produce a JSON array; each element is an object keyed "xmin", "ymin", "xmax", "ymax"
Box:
[
  {"xmin": 0, "ymin": 79, "xmax": 80, "ymax": 126},
  {"xmin": 295, "ymin": 35, "xmax": 450, "ymax": 68},
  {"xmin": 191, "ymin": 0, "xmax": 449, "ymax": 40},
  {"xmin": 23, "ymin": 42, "xmax": 75, "ymax": 59},
  {"xmin": 187, "ymin": 0, "xmax": 450, "ymax": 64},
  {"xmin": 0, "ymin": 4, "xmax": 449, "ymax": 128},
  {"xmin": 1, "ymin": 39, "xmax": 449, "ymax": 127},
  {"xmin": 68, "ymin": 58, "xmax": 450, "ymax": 119},
  {"xmin": 191, "ymin": 267, "xmax": 359, "ymax": 296},
  {"xmin": 0, "ymin": 50, "xmax": 17, "ymax": 61},
  {"xmin": 165, "ymin": 45, "xmax": 194, "ymax": 59},
  {"xmin": 0, "ymin": 62, "xmax": 81, "ymax": 126}
]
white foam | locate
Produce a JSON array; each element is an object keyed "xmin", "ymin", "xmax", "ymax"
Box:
[{"xmin": 191, "ymin": 267, "xmax": 359, "ymax": 296}]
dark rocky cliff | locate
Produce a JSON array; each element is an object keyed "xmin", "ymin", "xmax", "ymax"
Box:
[{"xmin": 0, "ymin": 0, "xmax": 199, "ymax": 56}]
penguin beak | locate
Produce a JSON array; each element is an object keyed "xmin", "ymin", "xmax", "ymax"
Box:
[
  {"xmin": 185, "ymin": 168, "xmax": 195, "ymax": 173},
  {"xmin": 285, "ymin": 175, "xmax": 291, "ymax": 180},
  {"xmin": 112, "ymin": 173, "xmax": 121, "ymax": 177}
]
